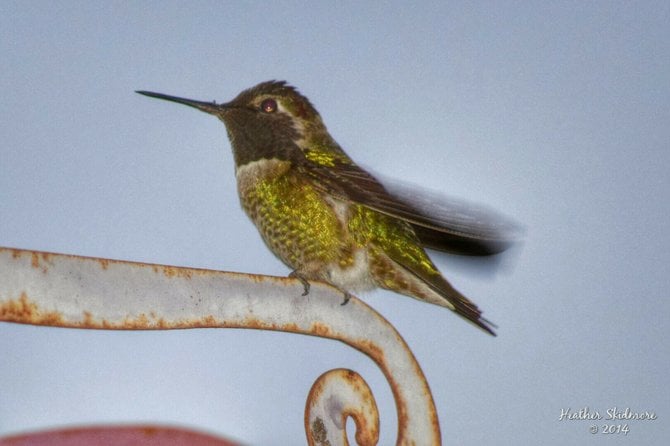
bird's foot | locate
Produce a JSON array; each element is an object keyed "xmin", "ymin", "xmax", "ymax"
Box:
[
  {"xmin": 289, "ymin": 270, "xmax": 310, "ymax": 296},
  {"xmin": 340, "ymin": 292, "xmax": 352, "ymax": 306}
]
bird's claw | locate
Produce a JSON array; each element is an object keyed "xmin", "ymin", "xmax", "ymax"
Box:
[{"xmin": 289, "ymin": 271, "xmax": 310, "ymax": 296}]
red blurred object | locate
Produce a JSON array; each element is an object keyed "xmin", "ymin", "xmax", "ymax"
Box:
[{"xmin": 0, "ymin": 425, "xmax": 240, "ymax": 446}]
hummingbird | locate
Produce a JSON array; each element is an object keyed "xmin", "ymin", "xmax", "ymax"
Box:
[{"xmin": 137, "ymin": 81, "xmax": 518, "ymax": 336}]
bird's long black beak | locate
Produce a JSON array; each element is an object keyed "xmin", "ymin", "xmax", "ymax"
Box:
[{"xmin": 136, "ymin": 90, "xmax": 224, "ymax": 115}]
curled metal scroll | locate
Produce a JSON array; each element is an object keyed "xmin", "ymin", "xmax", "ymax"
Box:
[
  {"xmin": 0, "ymin": 247, "xmax": 440, "ymax": 445},
  {"xmin": 305, "ymin": 369, "xmax": 380, "ymax": 446}
]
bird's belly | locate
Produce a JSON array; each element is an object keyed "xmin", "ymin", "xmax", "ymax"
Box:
[
  {"xmin": 324, "ymin": 247, "xmax": 375, "ymax": 292},
  {"xmin": 236, "ymin": 160, "xmax": 371, "ymax": 289}
]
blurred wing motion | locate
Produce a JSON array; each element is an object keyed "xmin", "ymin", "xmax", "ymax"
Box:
[{"xmin": 305, "ymin": 160, "xmax": 522, "ymax": 256}]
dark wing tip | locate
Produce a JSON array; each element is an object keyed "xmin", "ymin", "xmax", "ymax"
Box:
[{"xmin": 412, "ymin": 225, "xmax": 521, "ymax": 256}]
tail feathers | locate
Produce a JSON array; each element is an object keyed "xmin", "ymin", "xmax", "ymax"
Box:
[
  {"xmin": 390, "ymin": 256, "xmax": 498, "ymax": 336},
  {"xmin": 444, "ymin": 285, "xmax": 497, "ymax": 336},
  {"xmin": 425, "ymin": 275, "xmax": 497, "ymax": 336}
]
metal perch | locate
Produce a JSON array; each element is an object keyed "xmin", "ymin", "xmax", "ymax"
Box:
[{"xmin": 0, "ymin": 247, "xmax": 440, "ymax": 445}]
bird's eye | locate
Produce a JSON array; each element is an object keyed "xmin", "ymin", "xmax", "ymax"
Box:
[{"xmin": 260, "ymin": 98, "xmax": 277, "ymax": 113}]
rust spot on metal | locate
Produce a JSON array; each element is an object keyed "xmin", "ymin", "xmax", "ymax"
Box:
[
  {"xmin": 358, "ymin": 339, "xmax": 384, "ymax": 364},
  {"xmin": 342, "ymin": 369, "xmax": 366, "ymax": 393},
  {"xmin": 28, "ymin": 251, "xmax": 53, "ymax": 273},
  {"xmin": 198, "ymin": 314, "xmax": 217, "ymax": 327},
  {"xmin": 98, "ymin": 258, "xmax": 110, "ymax": 269},
  {"xmin": 152, "ymin": 318, "xmax": 168, "ymax": 329},
  {"xmin": 64, "ymin": 313, "xmax": 226, "ymax": 331},
  {"xmin": 240, "ymin": 316, "xmax": 275, "ymax": 331},
  {"xmin": 161, "ymin": 265, "xmax": 193, "ymax": 279},
  {"xmin": 82, "ymin": 311, "xmax": 94, "ymax": 326},
  {"xmin": 280, "ymin": 322, "xmax": 300, "ymax": 333},
  {"xmin": 1, "ymin": 292, "xmax": 37, "ymax": 319},
  {"xmin": 0, "ymin": 292, "xmax": 64, "ymax": 325},
  {"xmin": 310, "ymin": 321, "xmax": 333, "ymax": 337},
  {"xmin": 309, "ymin": 417, "xmax": 330, "ymax": 446},
  {"xmin": 125, "ymin": 313, "xmax": 151, "ymax": 328}
]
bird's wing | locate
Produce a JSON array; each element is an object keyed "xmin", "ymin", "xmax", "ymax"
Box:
[{"xmin": 302, "ymin": 160, "xmax": 521, "ymax": 256}]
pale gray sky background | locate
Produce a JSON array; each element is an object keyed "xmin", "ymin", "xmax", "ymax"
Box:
[{"xmin": 1, "ymin": 2, "xmax": 669, "ymax": 444}]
